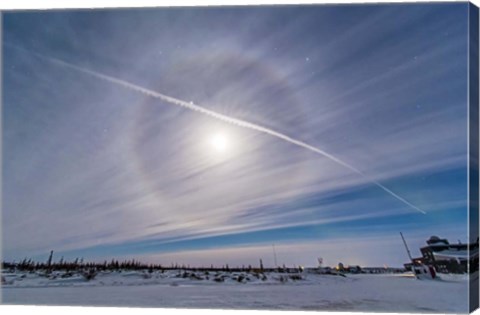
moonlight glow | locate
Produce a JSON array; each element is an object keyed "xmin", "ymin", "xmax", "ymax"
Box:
[{"xmin": 209, "ymin": 133, "xmax": 229, "ymax": 153}]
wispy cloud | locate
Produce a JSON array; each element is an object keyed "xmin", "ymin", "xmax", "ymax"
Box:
[
  {"xmin": 2, "ymin": 4, "xmax": 469, "ymax": 264},
  {"xmin": 100, "ymin": 226, "xmax": 468, "ymax": 267}
]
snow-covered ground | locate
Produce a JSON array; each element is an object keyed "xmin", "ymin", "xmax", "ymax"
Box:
[{"xmin": 0, "ymin": 270, "xmax": 471, "ymax": 313}]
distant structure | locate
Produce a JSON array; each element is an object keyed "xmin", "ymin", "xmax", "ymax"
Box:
[
  {"xmin": 336, "ymin": 262, "xmax": 345, "ymax": 271},
  {"xmin": 404, "ymin": 236, "xmax": 479, "ymax": 274}
]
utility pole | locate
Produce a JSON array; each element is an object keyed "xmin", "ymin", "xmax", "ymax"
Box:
[
  {"xmin": 272, "ymin": 244, "xmax": 278, "ymax": 268},
  {"xmin": 47, "ymin": 250, "xmax": 54, "ymax": 267},
  {"xmin": 46, "ymin": 250, "xmax": 54, "ymax": 274}
]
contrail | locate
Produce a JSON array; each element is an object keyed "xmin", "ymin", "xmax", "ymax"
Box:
[{"xmin": 7, "ymin": 43, "xmax": 426, "ymax": 214}]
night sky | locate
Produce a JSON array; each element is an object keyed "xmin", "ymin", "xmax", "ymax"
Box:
[{"xmin": 2, "ymin": 3, "xmax": 471, "ymax": 267}]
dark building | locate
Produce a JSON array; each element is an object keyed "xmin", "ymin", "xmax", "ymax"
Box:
[{"xmin": 404, "ymin": 236, "xmax": 479, "ymax": 274}]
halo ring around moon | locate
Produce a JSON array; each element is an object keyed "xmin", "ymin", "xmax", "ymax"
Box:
[{"xmin": 127, "ymin": 48, "xmax": 313, "ymax": 225}]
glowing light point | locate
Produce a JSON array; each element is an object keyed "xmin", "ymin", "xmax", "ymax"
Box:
[{"xmin": 210, "ymin": 133, "xmax": 228, "ymax": 153}]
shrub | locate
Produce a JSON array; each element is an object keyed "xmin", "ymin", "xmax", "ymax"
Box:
[{"xmin": 82, "ymin": 269, "xmax": 97, "ymax": 281}]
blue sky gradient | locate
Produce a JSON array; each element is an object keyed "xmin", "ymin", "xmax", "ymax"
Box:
[{"xmin": 2, "ymin": 3, "xmax": 471, "ymax": 267}]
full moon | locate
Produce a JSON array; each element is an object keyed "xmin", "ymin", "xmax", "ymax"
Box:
[{"xmin": 209, "ymin": 133, "xmax": 229, "ymax": 153}]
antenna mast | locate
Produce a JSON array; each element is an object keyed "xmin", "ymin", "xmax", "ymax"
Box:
[
  {"xmin": 400, "ymin": 232, "xmax": 414, "ymax": 262},
  {"xmin": 400, "ymin": 232, "xmax": 418, "ymax": 279},
  {"xmin": 272, "ymin": 244, "xmax": 278, "ymax": 268}
]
